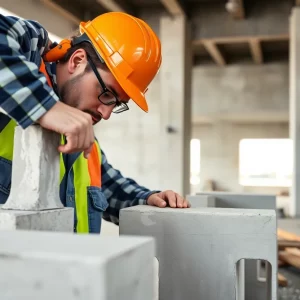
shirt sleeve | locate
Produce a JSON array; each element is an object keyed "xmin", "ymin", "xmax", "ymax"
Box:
[
  {"xmin": 0, "ymin": 14, "xmax": 59, "ymax": 128},
  {"xmin": 101, "ymin": 149, "xmax": 159, "ymax": 225}
]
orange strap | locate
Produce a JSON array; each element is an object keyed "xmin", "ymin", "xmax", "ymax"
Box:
[
  {"xmin": 39, "ymin": 59, "xmax": 52, "ymax": 87},
  {"xmin": 88, "ymin": 143, "xmax": 101, "ymax": 187}
]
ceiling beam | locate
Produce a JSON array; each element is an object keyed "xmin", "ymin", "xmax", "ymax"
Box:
[
  {"xmin": 40, "ymin": 0, "xmax": 80, "ymax": 25},
  {"xmin": 249, "ymin": 38, "xmax": 263, "ymax": 64},
  {"xmin": 193, "ymin": 34, "xmax": 289, "ymax": 48},
  {"xmin": 202, "ymin": 40, "xmax": 226, "ymax": 66},
  {"xmin": 225, "ymin": 0, "xmax": 245, "ymax": 19},
  {"xmin": 160, "ymin": 0, "xmax": 187, "ymax": 17},
  {"xmin": 96, "ymin": 0, "xmax": 134, "ymax": 15}
]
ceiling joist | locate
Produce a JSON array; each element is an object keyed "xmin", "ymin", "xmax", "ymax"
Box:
[
  {"xmin": 160, "ymin": 0, "xmax": 187, "ymax": 17},
  {"xmin": 249, "ymin": 39, "xmax": 263, "ymax": 64},
  {"xmin": 202, "ymin": 40, "xmax": 226, "ymax": 66},
  {"xmin": 193, "ymin": 34, "xmax": 289, "ymax": 66}
]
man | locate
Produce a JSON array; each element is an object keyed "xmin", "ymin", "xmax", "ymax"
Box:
[{"xmin": 0, "ymin": 11, "xmax": 190, "ymax": 233}]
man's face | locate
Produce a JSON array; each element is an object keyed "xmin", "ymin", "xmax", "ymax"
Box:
[{"xmin": 58, "ymin": 50, "xmax": 130, "ymax": 125}]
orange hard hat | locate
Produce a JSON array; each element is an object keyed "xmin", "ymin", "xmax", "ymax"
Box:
[{"xmin": 78, "ymin": 12, "xmax": 162, "ymax": 112}]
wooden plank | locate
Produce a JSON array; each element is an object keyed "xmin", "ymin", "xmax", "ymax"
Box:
[
  {"xmin": 279, "ymin": 250, "xmax": 300, "ymax": 269},
  {"xmin": 202, "ymin": 40, "xmax": 226, "ymax": 66},
  {"xmin": 40, "ymin": 0, "xmax": 80, "ymax": 25},
  {"xmin": 249, "ymin": 39, "xmax": 263, "ymax": 64},
  {"xmin": 160, "ymin": 0, "xmax": 186, "ymax": 16},
  {"xmin": 296, "ymin": 0, "xmax": 300, "ymax": 6},
  {"xmin": 278, "ymin": 240, "xmax": 300, "ymax": 250},
  {"xmin": 278, "ymin": 273, "xmax": 288, "ymax": 287},
  {"xmin": 277, "ymin": 228, "xmax": 300, "ymax": 242}
]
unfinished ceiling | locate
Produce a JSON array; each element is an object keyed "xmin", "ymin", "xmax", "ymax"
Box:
[{"xmin": 44, "ymin": 0, "xmax": 297, "ymax": 66}]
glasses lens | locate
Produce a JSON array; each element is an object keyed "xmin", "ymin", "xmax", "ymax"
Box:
[
  {"xmin": 99, "ymin": 91, "xmax": 117, "ymax": 105},
  {"xmin": 112, "ymin": 102, "xmax": 129, "ymax": 114}
]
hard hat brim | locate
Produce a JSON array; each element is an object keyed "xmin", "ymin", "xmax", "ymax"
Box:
[{"xmin": 104, "ymin": 61, "xmax": 149, "ymax": 113}]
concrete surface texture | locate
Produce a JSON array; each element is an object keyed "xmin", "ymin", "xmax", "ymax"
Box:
[
  {"xmin": 2, "ymin": 126, "xmax": 63, "ymax": 211},
  {"xmin": 186, "ymin": 192, "xmax": 277, "ymax": 300},
  {"xmin": 0, "ymin": 230, "xmax": 155, "ymax": 300},
  {"xmin": 159, "ymin": 15, "xmax": 192, "ymax": 196},
  {"xmin": 0, "ymin": 205, "xmax": 73, "ymax": 231},
  {"xmin": 119, "ymin": 206, "xmax": 277, "ymax": 300},
  {"xmin": 0, "ymin": 126, "xmax": 74, "ymax": 232}
]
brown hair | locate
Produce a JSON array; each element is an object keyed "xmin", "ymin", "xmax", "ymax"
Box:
[{"xmin": 59, "ymin": 30, "xmax": 107, "ymax": 72}]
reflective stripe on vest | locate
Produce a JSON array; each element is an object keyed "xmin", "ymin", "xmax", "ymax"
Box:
[
  {"xmin": 0, "ymin": 59, "xmax": 102, "ymax": 233},
  {"xmin": 60, "ymin": 137, "xmax": 102, "ymax": 233}
]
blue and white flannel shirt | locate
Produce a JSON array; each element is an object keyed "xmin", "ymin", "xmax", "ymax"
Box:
[{"xmin": 0, "ymin": 14, "xmax": 156, "ymax": 225}]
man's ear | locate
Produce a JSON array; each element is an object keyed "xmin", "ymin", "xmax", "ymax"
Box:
[{"xmin": 68, "ymin": 49, "xmax": 87, "ymax": 74}]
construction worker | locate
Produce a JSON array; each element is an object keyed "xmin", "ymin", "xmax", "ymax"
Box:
[{"xmin": 0, "ymin": 12, "xmax": 190, "ymax": 233}]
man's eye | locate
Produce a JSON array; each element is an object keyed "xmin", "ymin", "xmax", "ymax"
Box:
[{"xmin": 102, "ymin": 92, "xmax": 111, "ymax": 98}]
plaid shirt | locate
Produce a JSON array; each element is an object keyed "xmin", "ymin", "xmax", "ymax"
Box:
[{"xmin": 0, "ymin": 14, "xmax": 156, "ymax": 225}]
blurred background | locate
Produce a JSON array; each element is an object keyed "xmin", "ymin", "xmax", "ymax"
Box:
[{"xmin": 1, "ymin": 0, "xmax": 297, "ymax": 217}]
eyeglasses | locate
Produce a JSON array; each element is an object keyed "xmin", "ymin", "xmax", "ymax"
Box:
[{"xmin": 86, "ymin": 55, "xmax": 129, "ymax": 114}]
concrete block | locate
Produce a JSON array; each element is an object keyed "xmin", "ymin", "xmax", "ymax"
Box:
[
  {"xmin": 192, "ymin": 191, "xmax": 276, "ymax": 210},
  {"xmin": 187, "ymin": 192, "xmax": 277, "ymax": 300},
  {"xmin": 0, "ymin": 205, "xmax": 73, "ymax": 231},
  {"xmin": 186, "ymin": 195, "xmax": 216, "ymax": 207},
  {"xmin": 2, "ymin": 125, "xmax": 63, "ymax": 210},
  {"xmin": 120, "ymin": 206, "xmax": 277, "ymax": 300},
  {"xmin": 0, "ymin": 230, "xmax": 155, "ymax": 300}
]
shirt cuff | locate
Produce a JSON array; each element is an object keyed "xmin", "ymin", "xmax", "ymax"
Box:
[
  {"xmin": 140, "ymin": 190, "xmax": 161, "ymax": 205},
  {"xmin": 19, "ymin": 92, "xmax": 59, "ymax": 129}
]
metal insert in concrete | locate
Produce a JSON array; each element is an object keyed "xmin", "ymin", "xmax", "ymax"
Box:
[
  {"xmin": 0, "ymin": 230, "xmax": 155, "ymax": 300},
  {"xmin": 119, "ymin": 206, "xmax": 277, "ymax": 300}
]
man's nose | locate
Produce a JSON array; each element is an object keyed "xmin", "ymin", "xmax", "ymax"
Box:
[{"xmin": 97, "ymin": 104, "xmax": 113, "ymax": 120}]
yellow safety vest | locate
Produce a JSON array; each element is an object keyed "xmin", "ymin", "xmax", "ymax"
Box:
[{"xmin": 0, "ymin": 59, "xmax": 103, "ymax": 233}]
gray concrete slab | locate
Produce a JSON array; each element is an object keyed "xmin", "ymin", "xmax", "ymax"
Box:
[
  {"xmin": 0, "ymin": 230, "xmax": 155, "ymax": 300},
  {"xmin": 0, "ymin": 206, "xmax": 73, "ymax": 231},
  {"xmin": 193, "ymin": 192, "xmax": 276, "ymax": 210},
  {"xmin": 119, "ymin": 206, "xmax": 277, "ymax": 300}
]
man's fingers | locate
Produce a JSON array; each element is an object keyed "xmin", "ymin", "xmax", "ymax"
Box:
[
  {"xmin": 165, "ymin": 191, "xmax": 177, "ymax": 208},
  {"xmin": 149, "ymin": 195, "xmax": 167, "ymax": 208},
  {"xmin": 83, "ymin": 145, "xmax": 93, "ymax": 159}
]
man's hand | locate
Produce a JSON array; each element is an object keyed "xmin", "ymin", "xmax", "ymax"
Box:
[
  {"xmin": 147, "ymin": 190, "xmax": 191, "ymax": 208},
  {"xmin": 37, "ymin": 101, "xmax": 95, "ymax": 158}
]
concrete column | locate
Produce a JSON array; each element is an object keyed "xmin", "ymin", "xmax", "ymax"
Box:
[
  {"xmin": 159, "ymin": 15, "xmax": 192, "ymax": 196},
  {"xmin": 0, "ymin": 125, "xmax": 73, "ymax": 231},
  {"xmin": 0, "ymin": 230, "xmax": 155, "ymax": 300},
  {"xmin": 290, "ymin": 7, "xmax": 300, "ymax": 217}
]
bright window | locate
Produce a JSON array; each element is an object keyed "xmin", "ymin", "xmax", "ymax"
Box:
[
  {"xmin": 190, "ymin": 139, "xmax": 201, "ymax": 185},
  {"xmin": 239, "ymin": 139, "xmax": 292, "ymax": 187}
]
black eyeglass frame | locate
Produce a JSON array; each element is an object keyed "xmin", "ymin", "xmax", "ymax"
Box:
[{"xmin": 72, "ymin": 34, "xmax": 129, "ymax": 114}]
